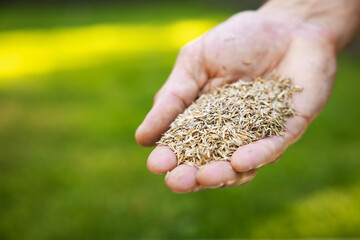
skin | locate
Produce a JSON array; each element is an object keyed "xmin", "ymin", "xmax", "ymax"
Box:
[{"xmin": 135, "ymin": 0, "xmax": 360, "ymax": 193}]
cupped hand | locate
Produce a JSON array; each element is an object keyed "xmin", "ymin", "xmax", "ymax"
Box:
[{"xmin": 135, "ymin": 11, "xmax": 337, "ymax": 193}]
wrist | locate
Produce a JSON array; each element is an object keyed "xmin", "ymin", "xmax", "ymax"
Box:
[{"xmin": 258, "ymin": 0, "xmax": 360, "ymax": 52}]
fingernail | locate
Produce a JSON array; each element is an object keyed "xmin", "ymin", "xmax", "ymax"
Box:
[
  {"xmin": 192, "ymin": 185, "xmax": 205, "ymax": 192},
  {"xmin": 165, "ymin": 171, "xmax": 171, "ymax": 181},
  {"xmin": 224, "ymin": 179, "xmax": 236, "ymax": 186}
]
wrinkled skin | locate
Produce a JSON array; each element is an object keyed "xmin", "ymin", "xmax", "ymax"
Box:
[{"xmin": 135, "ymin": 11, "xmax": 337, "ymax": 193}]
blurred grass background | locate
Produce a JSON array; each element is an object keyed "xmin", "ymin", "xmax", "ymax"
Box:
[{"xmin": 0, "ymin": 1, "xmax": 360, "ymax": 239}]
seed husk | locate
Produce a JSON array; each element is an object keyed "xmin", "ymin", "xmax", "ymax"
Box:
[{"xmin": 157, "ymin": 75, "xmax": 302, "ymax": 168}]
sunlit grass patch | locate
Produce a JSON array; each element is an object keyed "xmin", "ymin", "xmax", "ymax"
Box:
[
  {"xmin": 251, "ymin": 180, "xmax": 360, "ymax": 237},
  {"xmin": 0, "ymin": 20, "xmax": 216, "ymax": 82}
]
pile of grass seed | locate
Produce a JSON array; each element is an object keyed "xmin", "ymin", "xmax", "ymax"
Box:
[{"xmin": 157, "ymin": 75, "xmax": 302, "ymax": 167}]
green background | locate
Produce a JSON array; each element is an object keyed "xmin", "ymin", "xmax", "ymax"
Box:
[{"xmin": 0, "ymin": 2, "xmax": 359, "ymax": 239}]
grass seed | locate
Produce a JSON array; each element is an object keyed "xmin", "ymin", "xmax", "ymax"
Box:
[{"xmin": 157, "ymin": 75, "xmax": 302, "ymax": 168}]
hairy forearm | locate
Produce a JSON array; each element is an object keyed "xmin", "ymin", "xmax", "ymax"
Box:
[{"xmin": 259, "ymin": 0, "xmax": 360, "ymax": 51}]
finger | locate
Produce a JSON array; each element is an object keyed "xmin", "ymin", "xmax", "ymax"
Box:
[
  {"xmin": 231, "ymin": 115, "xmax": 308, "ymax": 172},
  {"xmin": 196, "ymin": 161, "xmax": 239, "ymax": 187},
  {"xmin": 147, "ymin": 146, "xmax": 177, "ymax": 174},
  {"xmin": 271, "ymin": 155, "xmax": 282, "ymax": 164},
  {"xmin": 165, "ymin": 164, "xmax": 199, "ymax": 193},
  {"xmin": 135, "ymin": 87, "xmax": 192, "ymax": 147},
  {"xmin": 135, "ymin": 44, "xmax": 207, "ymax": 147},
  {"xmin": 196, "ymin": 161, "xmax": 257, "ymax": 188},
  {"xmin": 231, "ymin": 136, "xmax": 285, "ymax": 172},
  {"xmin": 223, "ymin": 168, "xmax": 258, "ymax": 187}
]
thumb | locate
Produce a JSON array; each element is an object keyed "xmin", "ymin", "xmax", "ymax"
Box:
[{"xmin": 135, "ymin": 44, "xmax": 207, "ymax": 146}]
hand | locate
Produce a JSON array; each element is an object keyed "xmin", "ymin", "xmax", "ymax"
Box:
[{"xmin": 135, "ymin": 10, "xmax": 337, "ymax": 193}]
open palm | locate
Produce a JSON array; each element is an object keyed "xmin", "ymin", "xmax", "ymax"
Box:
[{"xmin": 136, "ymin": 11, "xmax": 337, "ymax": 193}]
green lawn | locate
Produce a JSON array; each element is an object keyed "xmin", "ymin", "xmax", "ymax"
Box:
[{"xmin": 0, "ymin": 2, "xmax": 360, "ymax": 239}]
